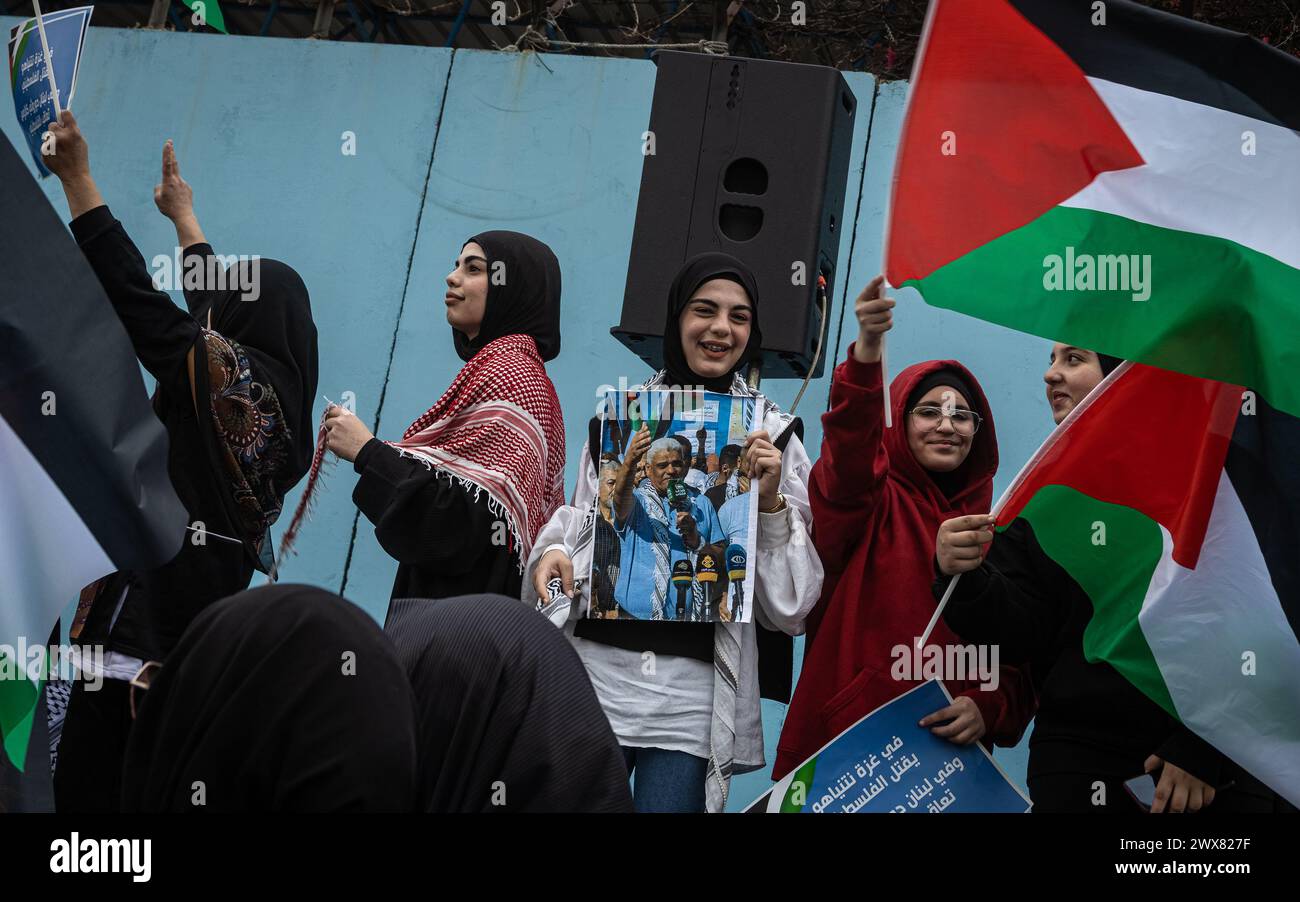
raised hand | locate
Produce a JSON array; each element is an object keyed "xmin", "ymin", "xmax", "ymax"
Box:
[
  {"xmin": 853, "ymin": 274, "xmax": 895, "ymax": 364},
  {"xmin": 154, "ymin": 140, "xmax": 205, "ymax": 247}
]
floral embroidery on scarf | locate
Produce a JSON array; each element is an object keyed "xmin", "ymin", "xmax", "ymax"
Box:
[{"xmin": 203, "ymin": 328, "xmax": 293, "ymax": 557}]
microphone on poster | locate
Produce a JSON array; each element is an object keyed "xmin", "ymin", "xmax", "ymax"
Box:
[
  {"xmin": 727, "ymin": 543, "xmax": 746, "ymax": 622},
  {"xmin": 666, "ymin": 477, "xmax": 689, "ymax": 512},
  {"xmin": 672, "ymin": 558, "xmax": 693, "ymax": 620},
  {"xmin": 695, "ymin": 550, "xmax": 719, "ymax": 622}
]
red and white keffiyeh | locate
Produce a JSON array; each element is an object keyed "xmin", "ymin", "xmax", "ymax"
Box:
[{"xmin": 388, "ymin": 333, "xmax": 565, "ymax": 570}]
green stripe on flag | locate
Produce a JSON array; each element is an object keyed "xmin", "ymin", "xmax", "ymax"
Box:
[
  {"xmin": 904, "ymin": 205, "xmax": 1300, "ymax": 418},
  {"xmin": 0, "ymin": 651, "xmax": 41, "ymax": 771},
  {"xmin": 1009, "ymin": 485, "xmax": 1177, "ymax": 718}
]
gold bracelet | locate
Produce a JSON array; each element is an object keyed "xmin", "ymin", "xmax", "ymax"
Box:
[{"xmin": 760, "ymin": 493, "xmax": 787, "ymax": 514}]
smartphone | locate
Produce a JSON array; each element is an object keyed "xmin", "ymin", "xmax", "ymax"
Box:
[{"xmin": 1124, "ymin": 773, "xmax": 1157, "ymax": 811}]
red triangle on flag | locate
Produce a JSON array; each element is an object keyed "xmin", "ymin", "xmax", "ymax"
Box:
[
  {"xmin": 996, "ymin": 364, "xmax": 1241, "ymax": 570},
  {"xmin": 885, "ymin": 0, "xmax": 1145, "ymax": 283}
]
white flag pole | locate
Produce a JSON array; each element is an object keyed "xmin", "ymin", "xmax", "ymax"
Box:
[
  {"xmin": 881, "ymin": 279, "xmax": 893, "ymax": 429},
  {"xmin": 877, "ymin": 0, "xmax": 939, "ymax": 431},
  {"xmin": 31, "ymin": 1, "xmax": 63, "ymax": 120},
  {"xmin": 916, "ymin": 572, "xmax": 960, "ymax": 650}
]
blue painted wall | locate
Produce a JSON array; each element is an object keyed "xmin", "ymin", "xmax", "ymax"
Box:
[{"xmin": 3, "ymin": 23, "xmax": 1055, "ymax": 809}]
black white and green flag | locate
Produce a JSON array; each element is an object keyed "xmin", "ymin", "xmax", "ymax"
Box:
[{"xmin": 0, "ymin": 135, "xmax": 185, "ymax": 768}]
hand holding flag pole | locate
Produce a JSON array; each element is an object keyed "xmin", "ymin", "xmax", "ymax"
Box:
[
  {"xmin": 915, "ymin": 361, "xmax": 1137, "ymax": 649},
  {"xmin": 919, "ymin": 455, "xmax": 1041, "ymax": 648},
  {"xmin": 852, "ymin": 275, "xmax": 895, "ymax": 427},
  {"xmin": 915, "ymin": 512, "xmax": 997, "ymax": 651}
]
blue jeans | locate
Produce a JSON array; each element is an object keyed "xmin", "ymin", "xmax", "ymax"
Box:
[{"xmin": 622, "ymin": 746, "xmax": 708, "ymax": 813}]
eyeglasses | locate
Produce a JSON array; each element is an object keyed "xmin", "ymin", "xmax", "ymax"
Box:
[{"xmin": 909, "ymin": 405, "xmax": 983, "ymax": 436}]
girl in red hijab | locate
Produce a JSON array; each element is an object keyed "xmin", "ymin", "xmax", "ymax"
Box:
[{"xmin": 775, "ymin": 276, "xmax": 1035, "ymax": 779}]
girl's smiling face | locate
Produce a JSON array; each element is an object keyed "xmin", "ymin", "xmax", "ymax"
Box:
[
  {"xmin": 906, "ymin": 386, "xmax": 976, "ymax": 473},
  {"xmin": 678, "ymin": 278, "xmax": 753, "ymax": 382}
]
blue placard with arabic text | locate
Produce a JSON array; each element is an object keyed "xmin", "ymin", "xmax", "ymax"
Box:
[
  {"xmin": 750, "ymin": 680, "xmax": 1030, "ymax": 813},
  {"xmin": 7, "ymin": 7, "xmax": 93, "ymax": 177}
]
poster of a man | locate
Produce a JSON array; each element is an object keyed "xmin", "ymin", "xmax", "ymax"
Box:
[{"xmin": 589, "ymin": 389, "xmax": 758, "ymax": 622}]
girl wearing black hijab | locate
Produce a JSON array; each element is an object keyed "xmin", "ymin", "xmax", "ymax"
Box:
[
  {"xmin": 525, "ymin": 253, "xmax": 824, "ymax": 812},
  {"xmin": 325, "ymin": 232, "xmax": 566, "ymax": 604},
  {"xmin": 46, "ymin": 116, "xmax": 319, "ymax": 813},
  {"xmin": 122, "ymin": 585, "xmax": 418, "ymax": 812},
  {"xmin": 385, "ymin": 594, "xmax": 632, "ymax": 812}
]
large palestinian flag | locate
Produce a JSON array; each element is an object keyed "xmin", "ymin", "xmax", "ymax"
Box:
[
  {"xmin": 0, "ymin": 135, "xmax": 186, "ymax": 768},
  {"xmin": 884, "ymin": 0, "xmax": 1300, "ymax": 420},
  {"xmin": 993, "ymin": 363, "xmax": 1300, "ymax": 806}
]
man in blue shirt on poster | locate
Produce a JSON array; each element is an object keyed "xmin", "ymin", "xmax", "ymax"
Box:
[{"xmin": 613, "ymin": 430, "xmax": 725, "ymax": 620}]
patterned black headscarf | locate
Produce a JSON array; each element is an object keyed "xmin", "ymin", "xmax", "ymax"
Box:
[{"xmin": 181, "ymin": 249, "xmax": 319, "ymax": 566}]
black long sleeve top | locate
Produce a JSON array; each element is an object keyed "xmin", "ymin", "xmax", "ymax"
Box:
[
  {"xmin": 352, "ymin": 438, "xmax": 523, "ymax": 608},
  {"xmin": 71, "ymin": 206, "xmax": 254, "ymax": 661}
]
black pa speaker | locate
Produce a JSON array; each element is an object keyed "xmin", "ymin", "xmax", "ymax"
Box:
[{"xmin": 613, "ymin": 51, "xmax": 857, "ymax": 380}]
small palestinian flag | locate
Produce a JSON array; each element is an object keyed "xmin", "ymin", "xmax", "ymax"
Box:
[
  {"xmin": 0, "ymin": 134, "xmax": 186, "ymax": 768},
  {"xmin": 885, "ymin": 0, "xmax": 1300, "ymax": 419},
  {"xmin": 993, "ymin": 363, "xmax": 1300, "ymax": 806}
]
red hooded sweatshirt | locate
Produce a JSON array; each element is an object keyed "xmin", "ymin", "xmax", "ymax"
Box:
[{"xmin": 774, "ymin": 349, "xmax": 1036, "ymax": 778}]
